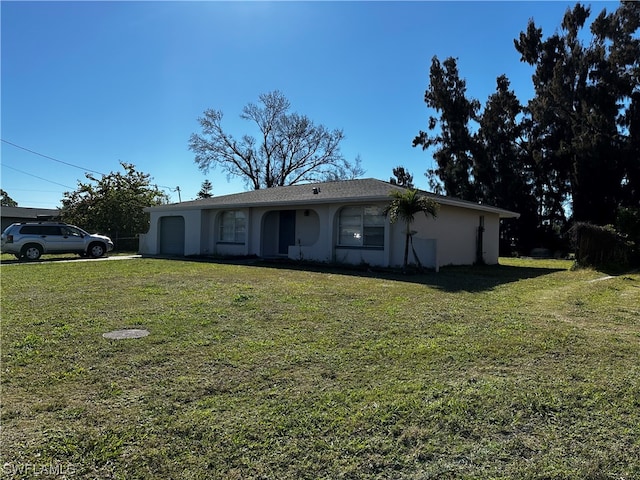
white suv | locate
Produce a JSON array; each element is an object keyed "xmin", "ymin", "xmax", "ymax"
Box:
[{"xmin": 1, "ymin": 222, "xmax": 114, "ymax": 260}]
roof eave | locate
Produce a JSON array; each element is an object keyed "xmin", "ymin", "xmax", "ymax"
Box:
[
  {"xmin": 145, "ymin": 195, "xmax": 398, "ymax": 212},
  {"xmin": 145, "ymin": 196, "xmax": 520, "ymax": 219}
]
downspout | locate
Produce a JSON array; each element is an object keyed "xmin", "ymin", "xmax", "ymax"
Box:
[{"xmin": 476, "ymin": 216, "xmax": 485, "ymax": 265}]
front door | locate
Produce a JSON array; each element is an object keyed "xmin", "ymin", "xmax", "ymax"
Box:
[{"xmin": 278, "ymin": 210, "xmax": 296, "ymax": 255}]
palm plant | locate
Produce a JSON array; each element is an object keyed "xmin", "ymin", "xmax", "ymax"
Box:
[{"xmin": 385, "ymin": 189, "xmax": 439, "ymax": 271}]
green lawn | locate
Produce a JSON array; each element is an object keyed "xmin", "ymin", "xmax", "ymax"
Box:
[{"xmin": 1, "ymin": 257, "xmax": 638, "ymax": 479}]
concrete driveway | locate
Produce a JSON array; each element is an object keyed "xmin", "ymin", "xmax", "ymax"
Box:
[{"xmin": 0, "ymin": 254, "xmax": 142, "ymax": 265}]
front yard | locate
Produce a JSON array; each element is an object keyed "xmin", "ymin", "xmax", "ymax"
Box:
[{"xmin": 1, "ymin": 257, "xmax": 638, "ymax": 479}]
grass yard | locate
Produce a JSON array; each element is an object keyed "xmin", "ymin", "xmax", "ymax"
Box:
[{"xmin": 1, "ymin": 257, "xmax": 639, "ymax": 479}]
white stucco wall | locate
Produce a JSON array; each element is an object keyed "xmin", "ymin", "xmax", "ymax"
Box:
[
  {"xmin": 412, "ymin": 205, "xmax": 501, "ymax": 266},
  {"xmin": 384, "ymin": 213, "xmax": 437, "ymax": 269},
  {"xmin": 139, "ymin": 209, "xmax": 202, "ymax": 256},
  {"xmin": 483, "ymin": 213, "xmax": 501, "ymax": 264},
  {"xmin": 288, "ymin": 208, "xmax": 330, "ymax": 262},
  {"xmin": 140, "ymin": 200, "xmax": 505, "ymax": 267},
  {"xmin": 203, "ymin": 206, "xmax": 331, "ymax": 262}
]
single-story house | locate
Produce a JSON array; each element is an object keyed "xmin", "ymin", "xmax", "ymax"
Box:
[
  {"xmin": 139, "ymin": 178, "xmax": 519, "ymax": 270},
  {"xmin": 1, "ymin": 206, "xmax": 60, "ymax": 232}
]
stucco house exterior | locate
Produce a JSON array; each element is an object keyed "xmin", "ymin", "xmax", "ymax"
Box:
[{"xmin": 139, "ymin": 178, "xmax": 518, "ymax": 270}]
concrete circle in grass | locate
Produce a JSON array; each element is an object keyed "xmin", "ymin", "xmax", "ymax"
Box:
[{"xmin": 103, "ymin": 329, "xmax": 150, "ymax": 340}]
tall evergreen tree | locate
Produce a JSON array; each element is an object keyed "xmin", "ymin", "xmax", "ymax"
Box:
[
  {"xmin": 515, "ymin": 2, "xmax": 640, "ymax": 225},
  {"xmin": 474, "ymin": 75, "xmax": 529, "ymax": 208},
  {"xmin": 475, "ymin": 75, "xmax": 539, "ymax": 252},
  {"xmin": 197, "ymin": 179, "xmax": 213, "ymax": 199},
  {"xmin": 413, "ymin": 56, "xmax": 480, "ymax": 200},
  {"xmin": 623, "ymin": 92, "xmax": 640, "ymax": 205},
  {"xmin": 389, "ymin": 166, "xmax": 414, "ymax": 188},
  {"xmin": 414, "ymin": 59, "xmax": 542, "ymax": 252},
  {"xmin": 416, "ymin": 1, "xmax": 639, "ymax": 254}
]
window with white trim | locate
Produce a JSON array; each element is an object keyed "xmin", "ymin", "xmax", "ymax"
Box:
[
  {"xmin": 219, "ymin": 211, "xmax": 246, "ymax": 243},
  {"xmin": 338, "ymin": 206, "xmax": 385, "ymax": 247}
]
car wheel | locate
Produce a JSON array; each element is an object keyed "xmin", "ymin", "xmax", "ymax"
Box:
[
  {"xmin": 89, "ymin": 242, "xmax": 106, "ymax": 258},
  {"xmin": 22, "ymin": 244, "xmax": 43, "ymax": 261}
]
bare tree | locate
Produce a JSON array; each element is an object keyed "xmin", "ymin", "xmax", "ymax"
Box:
[{"xmin": 189, "ymin": 91, "xmax": 362, "ymax": 189}]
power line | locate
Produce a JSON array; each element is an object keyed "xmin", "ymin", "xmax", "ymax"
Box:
[
  {"xmin": 1, "ymin": 138, "xmax": 106, "ymax": 175},
  {"xmin": 2, "ymin": 164, "xmax": 75, "ymax": 189},
  {"xmin": 0, "ymin": 188, "xmax": 65, "ymax": 193},
  {"xmin": 2, "ymin": 138, "xmax": 185, "ymax": 201},
  {"xmin": 155, "ymin": 184, "xmax": 182, "ymax": 202}
]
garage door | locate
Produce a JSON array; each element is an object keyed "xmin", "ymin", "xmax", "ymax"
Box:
[{"xmin": 159, "ymin": 216, "xmax": 185, "ymax": 256}]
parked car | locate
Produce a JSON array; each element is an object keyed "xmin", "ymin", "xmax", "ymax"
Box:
[{"xmin": 0, "ymin": 222, "xmax": 114, "ymax": 260}]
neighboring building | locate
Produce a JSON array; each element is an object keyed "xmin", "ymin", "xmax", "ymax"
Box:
[
  {"xmin": 139, "ymin": 178, "xmax": 519, "ymax": 270},
  {"xmin": 1, "ymin": 206, "xmax": 60, "ymax": 232}
]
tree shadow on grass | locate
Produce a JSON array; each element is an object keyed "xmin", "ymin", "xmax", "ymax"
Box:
[
  {"xmin": 410, "ymin": 263, "xmax": 568, "ymax": 292},
  {"xmin": 178, "ymin": 256, "xmax": 568, "ymax": 293},
  {"xmin": 5, "ymin": 252, "xmax": 566, "ymax": 292}
]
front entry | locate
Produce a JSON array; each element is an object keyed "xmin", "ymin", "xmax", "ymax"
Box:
[{"xmin": 278, "ymin": 210, "xmax": 296, "ymax": 255}]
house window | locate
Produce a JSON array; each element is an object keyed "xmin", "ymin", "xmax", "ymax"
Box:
[
  {"xmin": 338, "ymin": 206, "xmax": 385, "ymax": 247},
  {"xmin": 219, "ymin": 211, "xmax": 246, "ymax": 243}
]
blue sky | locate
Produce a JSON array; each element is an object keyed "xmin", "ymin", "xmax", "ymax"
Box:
[{"xmin": 1, "ymin": 1, "xmax": 612, "ymax": 208}]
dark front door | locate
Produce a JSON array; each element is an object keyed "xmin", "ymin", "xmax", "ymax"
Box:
[{"xmin": 278, "ymin": 210, "xmax": 296, "ymax": 255}]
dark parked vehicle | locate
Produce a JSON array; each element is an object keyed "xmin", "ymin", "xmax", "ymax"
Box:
[{"xmin": 1, "ymin": 222, "xmax": 114, "ymax": 260}]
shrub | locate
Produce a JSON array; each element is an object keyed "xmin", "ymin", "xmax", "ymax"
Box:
[
  {"xmin": 570, "ymin": 222, "xmax": 633, "ymax": 269},
  {"xmin": 616, "ymin": 207, "xmax": 640, "ymax": 266}
]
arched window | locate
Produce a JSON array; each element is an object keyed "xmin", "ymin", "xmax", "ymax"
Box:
[
  {"xmin": 219, "ymin": 211, "xmax": 246, "ymax": 243},
  {"xmin": 338, "ymin": 206, "xmax": 384, "ymax": 247}
]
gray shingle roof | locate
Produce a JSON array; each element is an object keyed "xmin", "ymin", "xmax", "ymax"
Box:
[
  {"xmin": 178, "ymin": 178, "xmax": 404, "ymax": 207},
  {"xmin": 1, "ymin": 206, "xmax": 61, "ymax": 218},
  {"xmin": 149, "ymin": 178, "xmax": 519, "ymax": 218}
]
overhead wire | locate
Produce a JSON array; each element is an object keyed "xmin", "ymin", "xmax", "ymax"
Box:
[
  {"xmin": 1, "ymin": 138, "xmax": 182, "ymax": 199},
  {"xmin": 1, "ymin": 138, "xmax": 106, "ymax": 176},
  {"xmin": 2, "ymin": 164, "xmax": 75, "ymax": 189}
]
